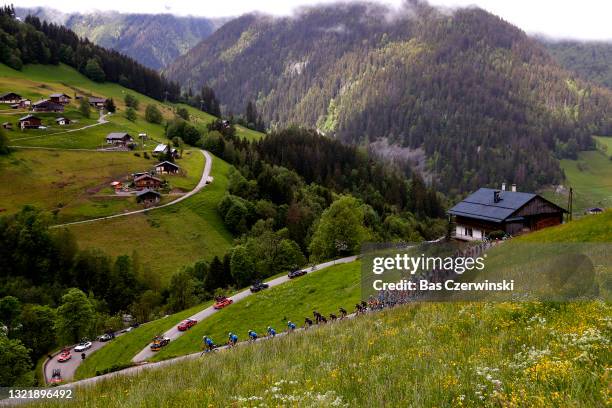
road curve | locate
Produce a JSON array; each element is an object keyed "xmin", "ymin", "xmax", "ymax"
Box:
[
  {"xmin": 50, "ymin": 149, "xmax": 212, "ymax": 229},
  {"xmin": 132, "ymin": 255, "xmax": 359, "ymax": 362}
]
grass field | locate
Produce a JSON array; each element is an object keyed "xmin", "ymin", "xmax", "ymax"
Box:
[
  {"xmin": 594, "ymin": 136, "xmax": 612, "ymax": 158},
  {"xmin": 0, "ymin": 149, "xmax": 203, "ymax": 223},
  {"xmin": 74, "ymin": 301, "xmax": 213, "ymax": 380},
  {"xmin": 541, "ymin": 142, "xmax": 612, "ymax": 215},
  {"xmin": 67, "ymin": 154, "xmax": 233, "ymax": 283},
  {"xmin": 34, "ymin": 301, "xmax": 610, "ymax": 407},
  {"xmin": 151, "ymin": 261, "xmax": 363, "ymax": 361}
]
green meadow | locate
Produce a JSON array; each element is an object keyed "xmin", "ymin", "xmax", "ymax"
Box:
[{"xmin": 67, "ymin": 154, "xmax": 234, "ymax": 283}]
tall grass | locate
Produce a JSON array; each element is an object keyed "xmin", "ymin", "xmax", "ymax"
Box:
[{"xmin": 32, "ymin": 300, "xmax": 610, "ymax": 407}]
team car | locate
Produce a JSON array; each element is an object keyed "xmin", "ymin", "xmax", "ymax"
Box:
[
  {"xmin": 288, "ymin": 269, "xmax": 307, "ymax": 279},
  {"xmin": 57, "ymin": 349, "xmax": 72, "ymax": 362},
  {"xmin": 250, "ymin": 281, "xmax": 269, "ymax": 292},
  {"xmin": 74, "ymin": 340, "xmax": 92, "ymax": 352},
  {"xmin": 213, "ymin": 296, "xmax": 233, "ymax": 309},
  {"xmin": 150, "ymin": 336, "xmax": 171, "ymax": 351},
  {"xmin": 177, "ymin": 319, "xmax": 198, "ymax": 331}
]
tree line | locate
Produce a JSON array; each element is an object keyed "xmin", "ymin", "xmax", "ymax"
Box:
[{"xmin": 0, "ymin": 5, "xmax": 180, "ymax": 102}]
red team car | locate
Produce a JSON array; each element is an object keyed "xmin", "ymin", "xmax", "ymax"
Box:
[
  {"xmin": 177, "ymin": 318, "xmax": 197, "ymax": 331},
  {"xmin": 213, "ymin": 296, "xmax": 233, "ymax": 309}
]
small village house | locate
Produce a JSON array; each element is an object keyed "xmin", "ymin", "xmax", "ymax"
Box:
[
  {"xmin": 0, "ymin": 92, "xmax": 21, "ymax": 104},
  {"xmin": 105, "ymin": 132, "xmax": 134, "ymax": 146},
  {"xmin": 18, "ymin": 114, "xmax": 42, "ymax": 129},
  {"xmin": 55, "ymin": 117, "xmax": 71, "ymax": 126},
  {"xmin": 11, "ymin": 99, "xmax": 31, "ymax": 109},
  {"xmin": 155, "ymin": 161, "xmax": 180, "ymax": 175},
  {"xmin": 136, "ymin": 189, "xmax": 161, "ymax": 206},
  {"xmin": 49, "ymin": 93, "xmax": 71, "ymax": 105},
  {"xmin": 2, "ymin": 122, "xmax": 12, "ymax": 130},
  {"xmin": 88, "ymin": 97, "xmax": 107, "ymax": 109},
  {"xmin": 448, "ymin": 184, "xmax": 567, "ymax": 241},
  {"xmin": 153, "ymin": 143, "xmax": 179, "ymax": 158},
  {"xmin": 134, "ymin": 174, "xmax": 162, "ymax": 190},
  {"xmin": 31, "ymin": 99, "xmax": 64, "ymax": 113}
]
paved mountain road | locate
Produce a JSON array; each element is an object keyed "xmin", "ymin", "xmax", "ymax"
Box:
[{"xmin": 131, "ymin": 255, "xmax": 359, "ymax": 362}]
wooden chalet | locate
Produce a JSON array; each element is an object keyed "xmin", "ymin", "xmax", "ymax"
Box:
[
  {"xmin": 88, "ymin": 97, "xmax": 107, "ymax": 109},
  {"xmin": 18, "ymin": 114, "xmax": 42, "ymax": 129},
  {"xmin": 0, "ymin": 92, "xmax": 21, "ymax": 104},
  {"xmin": 105, "ymin": 132, "xmax": 134, "ymax": 146},
  {"xmin": 136, "ymin": 189, "xmax": 161, "ymax": 206},
  {"xmin": 11, "ymin": 99, "xmax": 31, "ymax": 109},
  {"xmin": 49, "ymin": 93, "xmax": 71, "ymax": 105},
  {"xmin": 155, "ymin": 161, "xmax": 180, "ymax": 175},
  {"xmin": 31, "ymin": 99, "xmax": 64, "ymax": 113},
  {"xmin": 448, "ymin": 185, "xmax": 567, "ymax": 241},
  {"xmin": 134, "ymin": 174, "xmax": 162, "ymax": 190},
  {"xmin": 55, "ymin": 117, "xmax": 71, "ymax": 126}
]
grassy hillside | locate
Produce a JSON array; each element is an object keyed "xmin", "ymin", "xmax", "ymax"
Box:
[
  {"xmin": 152, "ymin": 261, "xmax": 362, "ymax": 361},
  {"xmin": 0, "ymin": 149, "xmax": 203, "ymax": 223},
  {"xmin": 33, "ymin": 300, "xmax": 610, "ymax": 407},
  {"xmin": 67, "ymin": 154, "xmax": 233, "ymax": 282},
  {"xmin": 541, "ymin": 140, "xmax": 612, "ymax": 214}
]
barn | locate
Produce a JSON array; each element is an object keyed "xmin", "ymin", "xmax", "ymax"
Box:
[
  {"xmin": 32, "ymin": 99, "xmax": 64, "ymax": 113},
  {"xmin": 136, "ymin": 189, "xmax": 161, "ymax": 206},
  {"xmin": 18, "ymin": 114, "xmax": 42, "ymax": 129},
  {"xmin": 448, "ymin": 186, "xmax": 567, "ymax": 241},
  {"xmin": 0, "ymin": 92, "xmax": 21, "ymax": 103}
]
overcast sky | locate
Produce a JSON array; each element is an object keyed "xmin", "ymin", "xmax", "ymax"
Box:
[{"xmin": 9, "ymin": 0, "xmax": 612, "ymax": 41}]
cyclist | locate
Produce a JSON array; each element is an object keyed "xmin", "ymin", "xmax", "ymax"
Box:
[
  {"xmin": 228, "ymin": 332, "xmax": 238, "ymax": 347},
  {"xmin": 304, "ymin": 317, "xmax": 313, "ymax": 328},
  {"xmin": 267, "ymin": 326, "xmax": 276, "ymax": 337},
  {"xmin": 202, "ymin": 336, "xmax": 216, "ymax": 353},
  {"xmin": 248, "ymin": 330, "xmax": 258, "ymax": 342},
  {"xmin": 339, "ymin": 307, "xmax": 347, "ymax": 318},
  {"xmin": 287, "ymin": 321, "xmax": 296, "ymax": 332}
]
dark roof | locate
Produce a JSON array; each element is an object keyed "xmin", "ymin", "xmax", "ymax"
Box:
[
  {"xmin": 155, "ymin": 161, "xmax": 180, "ymax": 169},
  {"xmin": 0, "ymin": 92, "xmax": 21, "ymax": 98},
  {"xmin": 134, "ymin": 174, "xmax": 162, "ymax": 182},
  {"xmin": 19, "ymin": 114, "xmax": 40, "ymax": 121},
  {"xmin": 50, "ymin": 93, "xmax": 71, "ymax": 98},
  {"xmin": 136, "ymin": 188, "xmax": 161, "ymax": 197},
  {"xmin": 448, "ymin": 188, "xmax": 539, "ymax": 222},
  {"xmin": 106, "ymin": 132, "xmax": 132, "ymax": 140}
]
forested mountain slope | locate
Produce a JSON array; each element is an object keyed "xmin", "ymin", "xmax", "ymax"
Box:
[
  {"xmin": 166, "ymin": 2, "xmax": 612, "ymax": 194},
  {"xmin": 541, "ymin": 39, "xmax": 612, "ymax": 89},
  {"xmin": 16, "ymin": 7, "xmax": 222, "ymax": 70}
]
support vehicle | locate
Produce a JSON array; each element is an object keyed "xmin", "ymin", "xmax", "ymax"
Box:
[{"xmin": 213, "ymin": 296, "xmax": 233, "ymax": 309}]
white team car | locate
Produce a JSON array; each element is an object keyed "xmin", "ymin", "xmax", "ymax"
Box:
[{"xmin": 74, "ymin": 341, "xmax": 93, "ymax": 352}]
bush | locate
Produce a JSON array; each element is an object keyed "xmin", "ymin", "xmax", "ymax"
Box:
[
  {"xmin": 95, "ymin": 362, "xmax": 134, "ymax": 377},
  {"xmin": 145, "ymin": 104, "xmax": 163, "ymax": 124},
  {"xmin": 125, "ymin": 107, "xmax": 136, "ymax": 122},
  {"xmin": 124, "ymin": 94, "xmax": 139, "ymax": 109},
  {"xmin": 488, "ymin": 230, "xmax": 506, "ymax": 240}
]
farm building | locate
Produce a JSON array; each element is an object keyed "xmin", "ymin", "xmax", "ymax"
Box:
[
  {"xmin": 134, "ymin": 174, "xmax": 162, "ymax": 190},
  {"xmin": 18, "ymin": 114, "xmax": 42, "ymax": 129},
  {"xmin": 153, "ymin": 144, "xmax": 179, "ymax": 158},
  {"xmin": 155, "ymin": 161, "xmax": 180, "ymax": 174},
  {"xmin": 448, "ymin": 185, "xmax": 567, "ymax": 241},
  {"xmin": 49, "ymin": 93, "xmax": 71, "ymax": 105},
  {"xmin": 31, "ymin": 99, "xmax": 64, "ymax": 113},
  {"xmin": 2, "ymin": 122, "xmax": 12, "ymax": 129},
  {"xmin": 0, "ymin": 92, "xmax": 21, "ymax": 103},
  {"xmin": 136, "ymin": 189, "xmax": 161, "ymax": 206},
  {"xmin": 55, "ymin": 117, "xmax": 71, "ymax": 126},
  {"xmin": 106, "ymin": 132, "xmax": 134, "ymax": 146},
  {"xmin": 88, "ymin": 97, "xmax": 107, "ymax": 108}
]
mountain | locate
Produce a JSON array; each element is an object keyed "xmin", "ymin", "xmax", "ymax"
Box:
[
  {"xmin": 16, "ymin": 7, "xmax": 224, "ymax": 70},
  {"xmin": 165, "ymin": 2, "xmax": 612, "ymax": 194},
  {"xmin": 540, "ymin": 39, "xmax": 612, "ymax": 89}
]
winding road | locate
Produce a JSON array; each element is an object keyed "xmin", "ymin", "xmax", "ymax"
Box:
[
  {"xmin": 132, "ymin": 255, "xmax": 358, "ymax": 362},
  {"xmin": 50, "ymin": 149, "xmax": 212, "ymax": 228}
]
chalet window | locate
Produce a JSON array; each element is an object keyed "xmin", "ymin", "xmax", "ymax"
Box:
[{"xmin": 465, "ymin": 227, "xmax": 473, "ymax": 237}]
